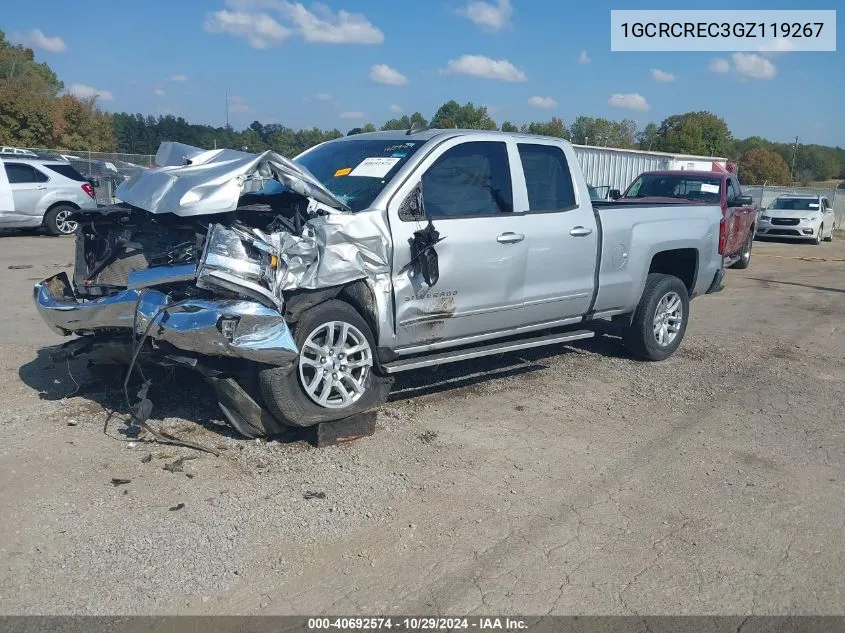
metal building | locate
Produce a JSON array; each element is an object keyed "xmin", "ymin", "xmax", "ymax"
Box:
[{"xmin": 572, "ymin": 145, "xmax": 730, "ymax": 194}]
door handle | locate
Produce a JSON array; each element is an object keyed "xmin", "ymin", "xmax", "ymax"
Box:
[
  {"xmin": 35, "ymin": 185, "xmax": 47, "ymax": 190},
  {"xmin": 496, "ymin": 232, "xmax": 525, "ymax": 244},
  {"xmin": 569, "ymin": 226, "xmax": 593, "ymax": 237}
]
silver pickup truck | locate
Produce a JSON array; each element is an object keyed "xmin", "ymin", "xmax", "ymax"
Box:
[{"xmin": 34, "ymin": 131, "xmax": 724, "ymax": 437}]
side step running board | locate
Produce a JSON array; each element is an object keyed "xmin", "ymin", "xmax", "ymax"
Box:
[{"xmin": 382, "ymin": 329, "xmax": 594, "ymax": 374}]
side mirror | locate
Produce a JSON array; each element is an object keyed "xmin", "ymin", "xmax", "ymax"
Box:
[
  {"xmin": 729, "ymin": 194, "xmax": 752, "ymax": 207},
  {"xmin": 419, "ymin": 245, "xmax": 440, "ymax": 287},
  {"xmin": 609, "ymin": 189, "xmax": 621, "ymax": 200},
  {"xmin": 88, "ymin": 178, "xmax": 100, "ymax": 188}
]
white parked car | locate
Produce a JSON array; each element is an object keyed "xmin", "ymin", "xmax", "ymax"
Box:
[
  {"xmin": 756, "ymin": 195, "xmax": 836, "ymax": 245},
  {"xmin": 0, "ymin": 156, "xmax": 98, "ymax": 234},
  {"xmin": 0, "ymin": 146, "xmax": 38, "ymax": 157}
]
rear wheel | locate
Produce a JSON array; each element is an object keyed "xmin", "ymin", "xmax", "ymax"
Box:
[
  {"xmin": 258, "ymin": 300, "xmax": 390, "ymax": 428},
  {"xmin": 43, "ymin": 205, "xmax": 78, "ymax": 236},
  {"xmin": 730, "ymin": 231, "xmax": 753, "ymax": 269},
  {"xmin": 623, "ymin": 274, "xmax": 689, "ymax": 361},
  {"xmin": 824, "ymin": 224, "xmax": 834, "ymax": 242}
]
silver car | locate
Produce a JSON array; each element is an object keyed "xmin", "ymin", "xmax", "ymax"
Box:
[
  {"xmin": 757, "ymin": 194, "xmax": 837, "ymax": 245},
  {"xmin": 0, "ymin": 156, "xmax": 98, "ymax": 234}
]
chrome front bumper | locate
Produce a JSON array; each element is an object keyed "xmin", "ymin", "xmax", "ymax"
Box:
[{"xmin": 34, "ymin": 273, "xmax": 298, "ymax": 366}]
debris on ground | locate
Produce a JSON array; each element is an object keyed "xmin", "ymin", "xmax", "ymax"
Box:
[
  {"xmin": 140, "ymin": 454, "xmax": 152, "ymax": 464},
  {"xmin": 168, "ymin": 503, "xmax": 185, "ymax": 512},
  {"xmin": 110, "ymin": 478, "xmax": 131, "ymax": 487},
  {"xmin": 418, "ymin": 430, "xmax": 438, "ymax": 444},
  {"xmin": 7, "ymin": 264, "xmax": 33, "ymax": 270},
  {"xmin": 303, "ymin": 491, "xmax": 327, "ymax": 500},
  {"xmin": 162, "ymin": 456, "xmax": 198, "ymax": 473}
]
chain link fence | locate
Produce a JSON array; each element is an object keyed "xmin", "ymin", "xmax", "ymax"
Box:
[
  {"xmin": 19, "ymin": 148, "xmax": 155, "ymax": 205},
  {"xmin": 744, "ymin": 184, "xmax": 845, "ymax": 230}
]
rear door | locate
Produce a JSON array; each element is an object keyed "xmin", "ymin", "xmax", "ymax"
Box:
[
  {"xmin": 389, "ymin": 138, "xmax": 529, "ymax": 348},
  {"xmin": 516, "ymin": 141, "xmax": 598, "ymax": 323},
  {"xmin": 4, "ymin": 162, "xmax": 50, "ymax": 218}
]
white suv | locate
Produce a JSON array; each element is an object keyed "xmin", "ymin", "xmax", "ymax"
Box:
[{"xmin": 0, "ymin": 156, "xmax": 98, "ymax": 235}]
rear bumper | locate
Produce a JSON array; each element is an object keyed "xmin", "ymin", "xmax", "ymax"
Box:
[
  {"xmin": 33, "ymin": 272, "xmax": 298, "ymax": 366},
  {"xmin": 705, "ymin": 268, "xmax": 725, "ymax": 294}
]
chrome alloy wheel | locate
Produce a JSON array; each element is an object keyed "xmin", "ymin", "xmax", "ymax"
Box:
[
  {"xmin": 653, "ymin": 291, "xmax": 683, "ymax": 347},
  {"xmin": 298, "ymin": 320, "xmax": 373, "ymax": 409},
  {"xmin": 55, "ymin": 209, "xmax": 78, "ymax": 234}
]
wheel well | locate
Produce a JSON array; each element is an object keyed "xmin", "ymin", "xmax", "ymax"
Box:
[
  {"xmin": 283, "ymin": 280, "xmax": 380, "ymax": 343},
  {"xmin": 648, "ymin": 248, "xmax": 698, "ymax": 294}
]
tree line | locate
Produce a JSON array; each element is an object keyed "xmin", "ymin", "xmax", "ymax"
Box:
[{"xmin": 2, "ymin": 30, "xmax": 843, "ymax": 186}]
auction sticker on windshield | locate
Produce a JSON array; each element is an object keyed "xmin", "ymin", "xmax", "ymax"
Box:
[
  {"xmin": 350, "ymin": 157, "xmax": 401, "ymax": 178},
  {"xmin": 700, "ymin": 183, "xmax": 720, "ymax": 194}
]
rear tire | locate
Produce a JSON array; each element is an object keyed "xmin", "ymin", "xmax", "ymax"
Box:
[
  {"xmin": 623, "ymin": 274, "xmax": 689, "ymax": 361},
  {"xmin": 43, "ymin": 205, "xmax": 78, "ymax": 236},
  {"xmin": 258, "ymin": 300, "xmax": 390, "ymax": 428},
  {"xmin": 824, "ymin": 224, "xmax": 834, "ymax": 242},
  {"xmin": 730, "ymin": 231, "xmax": 753, "ymax": 269}
]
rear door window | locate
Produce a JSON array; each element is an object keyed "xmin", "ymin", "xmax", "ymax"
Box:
[
  {"xmin": 44, "ymin": 163, "xmax": 87, "ymax": 182},
  {"xmin": 4, "ymin": 163, "xmax": 49, "ymax": 184},
  {"xmin": 517, "ymin": 143, "xmax": 576, "ymax": 212},
  {"xmin": 421, "ymin": 141, "xmax": 513, "ymax": 218}
]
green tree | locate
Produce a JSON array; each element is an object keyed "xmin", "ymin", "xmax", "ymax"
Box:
[
  {"xmin": 521, "ymin": 117, "xmax": 569, "ymax": 139},
  {"xmin": 381, "ymin": 112, "xmax": 428, "ymax": 131},
  {"xmin": 737, "ymin": 148, "xmax": 790, "ymax": 185},
  {"xmin": 430, "ymin": 100, "xmax": 497, "ymax": 130},
  {"xmin": 569, "ymin": 116, "xmax": 634, "ymax": 147},
  {"xmin": 655, "ymin": 111, "xmax": 731, "ymax": 156},
  {"xmin": 636, "ymin": 122, "xmax": 659, "ymax": 151},
  {"xmin": 500, "ymin": 121, "xmax": 519, "ymax": 132}
]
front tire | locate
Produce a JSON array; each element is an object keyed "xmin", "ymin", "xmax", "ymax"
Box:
[
  {"xmin": 623, "ymin": 274, "xmax": 690, "ymax": 361},
  {"xmin": 258, "ymin": 300, "xmax": 390, "ymax": 428},
  {"xmin": 43, "ymin": 205, "xmax": 78, "ymax": 236},
  {"xmin": 814, "ymin": 224, "xmax": 824, "ymax": 245},
  {"xmin": 730, "ymin": 231, "xmax": 753, "ymax": 269}
]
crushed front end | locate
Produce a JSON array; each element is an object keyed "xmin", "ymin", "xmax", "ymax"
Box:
[{"xmin": 33, "ymin": 142, "xmax": 391, "ymax": 437}]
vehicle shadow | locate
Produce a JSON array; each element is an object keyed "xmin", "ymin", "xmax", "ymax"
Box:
[
  {"xmin": 19, "ymin": 332, "xmax": 630, "ymax": 439},
  {"xmin": 748, "ymin": 278, "xmax": 845, "ymax": 294},
  {"xmin": 389, "ymin": 332, "xmax": 629, "ymax": 401},
  {"xmin": 18, "ymin": 347, "xmax": 242, "ymax": 441}
]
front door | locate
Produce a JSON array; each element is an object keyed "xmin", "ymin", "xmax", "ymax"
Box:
[{"xmin": 389, "ymin": 139, "xmax": 528, "ymax": 349}]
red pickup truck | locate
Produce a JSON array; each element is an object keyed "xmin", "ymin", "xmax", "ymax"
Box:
[{"xmin": 611, "ymin": 170, "xmax": 758, "ymax": 269}]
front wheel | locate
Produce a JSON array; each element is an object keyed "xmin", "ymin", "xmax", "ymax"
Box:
[
  {"xmin": 623, "ymin": 274, "xmax": 690, "ymax": 361},
  {"xmin": 730, "ymin": 231, "xmax": 753, "ymax": 269},
  {"xmin": 814, "ymin": 225, "xmax": 824, "ymax": 245},
  {"xmin": 258, "ymin": 300, "xmax": 391, "ymax": 428}
]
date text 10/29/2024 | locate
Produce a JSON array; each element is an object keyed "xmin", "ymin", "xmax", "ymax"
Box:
[{"xmin": 307, "ymin": 617, "xmax": 528, "ymax": 630}]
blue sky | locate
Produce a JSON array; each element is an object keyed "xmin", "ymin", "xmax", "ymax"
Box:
[{"xmin": 4, "ymin": 0, "xmax": 842, "ymax": 146}]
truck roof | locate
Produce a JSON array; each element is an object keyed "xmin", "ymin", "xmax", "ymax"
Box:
[
  {"xmin": 638, "ymin": 170, "xmax": 730, "ymax": 179},
  {"xmin": 327, "ymin": 128, "xmax": 573, "ymax": 144}
]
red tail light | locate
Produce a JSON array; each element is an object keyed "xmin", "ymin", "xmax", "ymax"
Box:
[
  {"xmin": 82, "ymin": 183, "xmax": 95, "ymax": 199},
  {"xmin": 718, "ymin": 218, "xmax": 726, "ymax": 255}
]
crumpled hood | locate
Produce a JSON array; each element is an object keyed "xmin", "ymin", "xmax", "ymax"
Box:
[{"xmin": 115, "ymin": 142, "xmax": 348, "ymax": 216}]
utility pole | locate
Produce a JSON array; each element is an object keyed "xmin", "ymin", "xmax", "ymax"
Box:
[
  {"xmin": 225, "ymin": 93, "xmax": 230, "ymax": 129},
  {"xmin": 790, "ymin": 135, "xmax": 799, "ymax": 183},
  {"xmin": 584, "ymin": 136, "xmax": 589, "ymax": 146}
]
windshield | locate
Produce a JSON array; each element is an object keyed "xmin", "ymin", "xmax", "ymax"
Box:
[
  {"xmin": 296, "ymin": 139, "xmax": 425, "ymax": 212},
  {"xmin": 625, "ymin": 174, "xmax": 722, "ymax": 203},
  {"xmin": 769, "ymin": 198, "xmax": 820, "ymax": 211}
]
